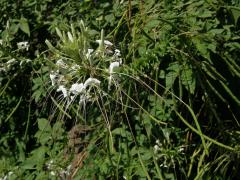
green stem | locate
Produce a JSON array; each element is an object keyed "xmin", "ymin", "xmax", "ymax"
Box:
[
  {"xmin": 24, "ymin": 100, "xmax": 31, "ymax": 142},
  {"xmin": 6, "ymin": 96, "xmax": 22, "ymax": 122},
  {"xmin": 175, "ymin": 111, "xmax": 234, "ymax": 151}
]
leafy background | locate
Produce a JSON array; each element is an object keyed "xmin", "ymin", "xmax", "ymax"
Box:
[{"xmin": 1, "ymin": 0, "xmax": 240, "ymax": 179}]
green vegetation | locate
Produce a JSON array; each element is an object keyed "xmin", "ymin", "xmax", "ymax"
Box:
[{"xmin": 1, "ymin": 0, "xmax": 240, "ymax": 179}]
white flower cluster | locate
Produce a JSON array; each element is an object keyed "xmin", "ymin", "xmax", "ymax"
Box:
[
  {"xmin": 50, "ymin": 61, "xmax": 101, "ymax": 105},
  {"xmin": 95, "ymin": 39, "xmax": 122, "ymax": 89},
  {"xmin": 17, "ymin": 41, "xmax": 29, "ymax": 51},
  {"xmin": 2, "ymin": 58, "xmax": 18, "ymax": 71},
  {"xmin": 56, "ymin": 77, "xmax": 100, "ymax": 99},
  {"xmin": 46, "ymin": 160, "xmax": 71, "ymax": 179},
  {"xmin": 0, "ymin": 58, "xmax": 32, "ymax": 85},
  {"xmin": 49, "ymin": 38, "xmax": 122, "ymax": 106},
  {"xmin": 153, "ymin": 139, "xmax": 169, "ymax": 168},
  {"xmin": 96, "ymin": 40, "xmax": 113, "ymax": 47},
  {"xmin": 153, "ymin": 139, "xmax": 162, "ymax": 154},
  {"xmin": 153, "ymin": 139, "xmax": 185, "ymax": 168}
]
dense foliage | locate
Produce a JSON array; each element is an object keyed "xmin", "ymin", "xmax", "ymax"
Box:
[{"xmin": 1, "ymin": 0, "xmax": 240, "ymax": 179}]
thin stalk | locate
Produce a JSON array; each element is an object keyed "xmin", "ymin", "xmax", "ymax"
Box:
[
  {"xmin": 0, "ymin": 76, "xmax": 15, "ymax": 97},
  {"xmin": 118, "ymin": 72, "xmax": 235, "ymax": 151},
  {"xmin": 120, "ymin": 90, "xmax": 151, "ymax": 179},
  {"xmin": 50, "ymin": 96, "xmax": 72, "ymax": 119},
  {"xmin": 24, "ymin": 100, "xmax": 31, "ymax": 142},
  {"xmin": 137, "ymin": 151, "xmax": 151, "ymax": 180},
  {"xmin": 6, "ymin": 96, "xmax": 22, "ymax": 122},
  {"xmin": 176, "ymin": 111, "xmax": 234, "ymax": 151},
  {"xmin": 122, "ymin": 90, "xmax": 167, "ymax": 125},
  {"xmin": 220, "ymin": 80, "xmax": 240, "ymax": 106},
  {"xmin": 188, "ymin": 148, "xmax": 201, "ymax": 177},
  {"xmin": 153, "ymin": 157, "xmax": 164, "ymax": 180},
  {"xmin": 107, "ymin": 10, "xmax": 128, "ymax": 38}
]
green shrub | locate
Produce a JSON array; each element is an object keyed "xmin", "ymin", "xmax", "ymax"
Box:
[{"xmin": 1, "ymin": 0, "xmax": 240, "ymax": 179}]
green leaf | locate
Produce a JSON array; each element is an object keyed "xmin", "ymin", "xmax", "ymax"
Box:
[
  {"xmin": 166, "ymin": 71, "xmax": 178, "ymax": 90},
  {"xmin": 144, "ymin": 19, "xmax": 160, "ymax": 31},
  {"xmin": 198, "ymin": 10, "xmax": 212, "ymax": 18},
  {"xmin": 180, "ymin": 65, "xmax": 196, "ymax": 94},
  {"xmin": 32, "ymin": 90, "xmax": 42, "ymax": 103},
  {"xmin": 105, "ymin": 14, "xmax": 115, "ymax": 25},
  {"xmin": 16, "ymin": 139, "xmax": 26, "ymax": 162},
  {"xmin": 9, "ymin": 23, "xmax": 19, "ymax": 35},
  {"xmin": 167, "ymin": 62, "xmax": 180, "ymax": 72},
  {"xmin": 37, "ymin": 118, "xmax": 51, "ymax": 132},
  {"xmin": 192, "ymin": 38, "xmax": 210, "ymax": 60},
  {"xmin": 36, "ymin": 132, "xmax": 51, "ymax": 145},
  {"xmin": 165, "ymin": 61, "xmax": 180, "ymax": 90},
  {"xmin": 22, "ymin": 146, "xmax": 47, "ymax": 170},
  {"xmin": 19, "ymin": 17, "xmax": 30, "ymax": 37},
  {"xmin": 159, "ymin": 70, "xmax": 165, "ymax": 79},
  {"xmin": 52, "ymin": 121, "xmax": 64, "ymax": 138},
  {"xmin": 230, "ymin": 7, "xmax": 240, "ymax": 25}
]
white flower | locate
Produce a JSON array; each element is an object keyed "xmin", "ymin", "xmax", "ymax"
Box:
[
  {"xmin": 96, "ymin": 40, "xmax": 113, "ymax": 47},
  {"xmin": 108, "ymin": 76, "xmax": 113, "ymax": 90},
  {"xmin": 114, "ymin": 49, "xmax": 121, "ymax": 56},
  {"xmin": 178, "ymin": 146, "xmax": 185, "ymax": 153},
  {"xmin": 70, "ymin": 64, "xmax": 80, "ymax": 73},
  {"xmin": 70, "ymin": 83, "xmax": 85, "ymax": 95},
  {"xmin": 49, "ymin": 160, "xmax": 54, "ymax": 165},
  {"xmin": 56, "ymin": 59, "xmax": 68, "ymax": 68},
  {"xmin": 6, "ymin": 58, "xmax": 17, "ymax": 69},
  {"xmin": 66, "ymin": 165, "xmax": 72, "ymax": 175},
  {"xmin": 50, "ymin": 171, "xmax": 56, "ymax": 176},
  {"xmin": 0, "ymin": 67, "xmax": 6, "ymax": 72},
  {"xmin": 17, "ymin": 41, "xmax": 29, "ymax": 51},
  {"xmin": 57, "ymin": 85, "xmax": 68, "ymax": 98},
  {"xmin": 109, "ymin": 61, "xmax": 120, "ymax": 74},
  {"xmin": 46, "ymin": 160, "xmax": 54, "ymax": 169},
  {"xmin": 71, "ymin": 64, "xmax": 80, "ymax": 69},
  {"xmin": 104, "ymin": 40, "xmax": 113, "ymax": 46},
  {"xmin": 95, "ymin": 40, "xmax": 101, "ymax": 45},
  {"xmin": 8, "ymin": 172, "xmax": 13, "ymax": 176},
  {"xmin": 79, "ymin": 95, "xmax": 86, "ymax": 105},
  {"xmin": 19, "ymin": 59, "xmax": 31, "ymax": 67},
  {"xmin": 67, "ymin": 32, "xmax": 74, "ymax": 42},
  {"xmin": 50, "ymin": 72, "xmax": 57, "ymax": 86},
  {"xmin": 160, "ymin": 162, "xmax": 168, "ymax": 168},
  {"xmin": 86, "ymin": 48, "xmax": 94, "ymax": 59},
  {"xmin": 108, "ymin": 61, "xmax": 121, "ymax": 89},
  {"xmin": 58, "ymin": 74, "xmax": 68, "ymax": 84},
  {"xmin": 106, "ymin": 49, "xmax": 113, "ymax": 55},
  {"xmin": 6, "ymin": 58, "xmax": 16, "ymax": 64},
  {"xmin": 79, "ymin": 94, "xmax": 91, "ymax": 105},
  {"xmin": 154, "ymin": 145, "xmax": 160, "ymax": 153},
  {"xmin": 84, "ymin": 77, "xmax": 101, "ymax": 88}
]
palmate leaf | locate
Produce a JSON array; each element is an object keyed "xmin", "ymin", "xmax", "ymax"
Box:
[{"xmin": 165, "ymin": 62, "xmax": 196, "ymax": 95}]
